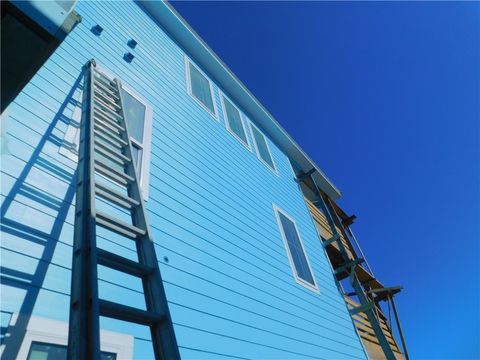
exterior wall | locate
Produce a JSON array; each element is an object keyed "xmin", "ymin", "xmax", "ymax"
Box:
[{"xmin": 0, "ymin": 1, "xmax": 366, "ymax": 359}]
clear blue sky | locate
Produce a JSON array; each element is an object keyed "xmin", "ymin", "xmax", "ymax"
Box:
[{"xmin": 171, "ymin": 1, "xmax": 479, "ymax": 359}]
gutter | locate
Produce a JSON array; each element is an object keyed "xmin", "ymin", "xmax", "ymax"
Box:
[{"xmin": 137, "ymin": 0, "xmax": 342, "ymax": 200}]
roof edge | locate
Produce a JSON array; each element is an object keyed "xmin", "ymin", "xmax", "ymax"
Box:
[{"xmin": 137, "ymin": 0, "xmax": 342, "ymax": 200}]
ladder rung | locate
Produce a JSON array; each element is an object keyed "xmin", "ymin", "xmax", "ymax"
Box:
[
  {"xmin": 94, "ymin": 80, "xmax": 119, "ymax": 99},
  {"xmin": 95, "ymin": 88, "xmax": 119, "ymax": 104},
  {"xmin": 94, "ymin": 83, "xmax": 119, "ymax": 99},
  {"xmin": 95, "ymin": 144, "xmax": 126, "ymax": 167},
  {"xmin": 94, "ymin": 101, "xmax": 123, "ymax": 123},
  {"xmin": 95, "ymin": 181, "xmax": 140, "ymax": 209},
  {"xmin": 94, "ymin": 122, "xmax": 122, "ymax": 142},
  {"xmin": 94, "ymin": 111, "xmax": 124, "ymax": 131},
  {"xmin": 94, "ymin": 90, "xmax": 121, "ymax": 110},
  {"xmin": 94, "ymin": 160, "xmax": 134, "ymax": 185},
  {"xmin": 94, "ymin": 116, "xmax": 125, "ymax": 134},
  {"xmin": 94, "ymin": 126, "xmax": 127, "ymax": 147},
  {"xmin": 94, "ymin": 98, "xmax": 123, "ymax": 119},
  {"xmin": 97, "ymin": 248, "xmax": 153, "ymax": 277},
  {"xmin": 93, "ymin": 71, "xmax": 115, "ymax": 87},
  {"xmin": 96, "ymin": 210, "xmax": 146, "ymax": 239},
  {"xmin": 99, "ymin": 299, "xmax": 164, "ymax": 326},
  {"xmin": 95, "ymin": 138, "xmax": 130, "ymax": 162}
]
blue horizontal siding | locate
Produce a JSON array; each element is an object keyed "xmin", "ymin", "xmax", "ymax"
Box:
[{"xmin": 0, "ymin": 0, "xmax": 366, "ymax": 358}]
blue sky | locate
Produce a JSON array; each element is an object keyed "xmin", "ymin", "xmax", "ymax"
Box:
[{"xmin": 171, "ymin": 2, "xmax": 479, "ymax": 358}]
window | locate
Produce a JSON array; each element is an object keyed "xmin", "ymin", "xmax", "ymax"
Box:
[
  {"xmin": 249, "ymin": 121, "xmax": 277, "ymax": 173},
  {"xmin": 185, "ymin": 58, "xmax": 217, "ymax": 117},
  {"xmin": 59, "ymin": 66, "xmax": 153, "ymax": 199},
  {"xmin": 27, "ymin": 342, "xmax": 116, "ymax": 360},
  {"xmin": 120, "ymin": 85, "xmax": 153, "ymax": 199},
  {"xmin": 273, "ymin": 205, "xmax": 318, "ymax": 292},
  {"xmin": 221, "ymin": 94, "xmax": 250, "ymax": 149}
]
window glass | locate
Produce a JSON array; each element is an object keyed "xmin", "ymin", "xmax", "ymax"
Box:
[
  {"xmin": 223, "ymin": 96, "xmax": 248, "ymax": 145},
  {"xmin": 131, "ymin": 143, "xmax": 142, "ymax": 177},
  {"xmin": 189, "ymin": 62, "xmax": 215, "ymax": 114},
  {"xmin": 251, "ymin": 124, "xmax": 275, "ymax": 170},
  {"xmin": 27, "ymin": 342, "xmax": 116, "ymax": 360},
  {"xmin": 276, "ymin": 210, "xmax": 316, "ymax": 287},
  {"xmin": 121, "ymin": 89, "xmax": 145, "ymax": 143},
  {"xmin": 120, "ymin": 88, "xmax": 150, "ymax": 186}
]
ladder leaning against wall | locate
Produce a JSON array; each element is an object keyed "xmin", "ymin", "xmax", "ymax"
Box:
[{"xmin": 67, "ymin": 59, "xmax": 180, "ymax": 360}]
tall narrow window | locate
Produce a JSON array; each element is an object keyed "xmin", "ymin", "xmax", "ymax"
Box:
[
  {"xmin": 186, "ymin": 58, "xmax": 217, "ymax": 116},
  {"xmin": 273, "ymin": 205, "xmax": 318, "ymax": 291},
  {"xmin": 221, "ymin": 94, "xmax": 250, "ymax": 148},
  {"xmin": 119, "ymin": 86, "xmax": 152, "ymax": 198},
  {"xmin": 121, "ymin": 89, "xmax": 146, "ymax": 177},
  {"xmin": 249, "ymin": 122, "xmax": 276, "ymax": 173}
]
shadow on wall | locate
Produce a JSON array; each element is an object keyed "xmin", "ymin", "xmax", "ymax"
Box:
[{"xmin": 0, "ymin": 70, "xmax": 85, "ymax": 359}]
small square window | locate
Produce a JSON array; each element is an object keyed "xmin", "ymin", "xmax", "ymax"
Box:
[
  {"xmin": 273, "ymin": 205, "xmax": 319, "ymax": 292},
  {"xmin": 185, "ymin": 58, "xmax": 217, "ymax": 117},
  {"xmin": 249, "ymin": 121, "xmax": 277, "ymax": 173},
  {"xmin": 221, "ymin": 94, "xmax": 250, "ymax": 149}
]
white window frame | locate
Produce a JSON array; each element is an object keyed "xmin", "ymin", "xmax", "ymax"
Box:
[
  {"xmin": 185, "ymin": 56, "xmax": 218, "ymax": 120},
  {"xmin": 248, "ymin": 120, "xmax": 278, "ymax": 175},
  {"xmin": 273, "ymin": 204, "xmax": 319, "ymax": 293},
  {"xmin": 2, "ymin": 314, "xmax": 133, "ymax": 359},
  {"xmin": 59, "ymin": 64, "xmax": 153, "ymax": 200},
  {"xmin": 119, "ymin": 83, "xmax": 153, "ymax": 200},
  {"xmin": 220, "ymin": 92, "xmax": 252, "ymax": 151}
]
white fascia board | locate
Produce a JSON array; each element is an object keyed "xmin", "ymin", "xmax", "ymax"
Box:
[{"xmin": 137, "ymin": 0, "xmax": 342, "ymax": 200}]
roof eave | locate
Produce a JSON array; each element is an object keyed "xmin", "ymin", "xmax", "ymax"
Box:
[{"xmin": 137, "ymin": 0, "xmax": 342, "ymax": 200}]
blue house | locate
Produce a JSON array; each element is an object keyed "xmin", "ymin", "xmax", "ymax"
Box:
[{"xmin": 0, "ymin": 1, "xmax": 407, "ymax": 359}]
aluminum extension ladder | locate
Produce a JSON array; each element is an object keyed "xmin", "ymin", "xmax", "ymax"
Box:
[
  {"xmin": 68, "ymin": 60, "xmax": 180, "ymax": 360},
  {"xmin": 297, "ymin": 170, "xmax": 396, "ymax": 360}
]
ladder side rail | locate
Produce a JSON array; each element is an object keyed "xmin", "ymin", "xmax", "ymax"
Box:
[
  {"xmin": 67, "ymin": 60, "xmax": 101, "ymax": 360},
  {"xmin": 302, "ymin": 172, "xmax": 396, "ymax": 360},
  {"xmin": 115, "ymin": 79, "xmax": 180, "ymax": 360}
]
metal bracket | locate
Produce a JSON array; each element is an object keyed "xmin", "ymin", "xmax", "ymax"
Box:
[
  {"xmin": 322, "ymin": 233, "xmax": 340, "ymax": 248},
  {"xmin": 349, "ymin": 301, "xmax": 374, "ymax": 316},
  {"xmin": 334, "ymin": 258, "xmax": 364, "ymax": 275},
  {"xmin": 295, "ymin": 168, "xmax": 316, "ymax": 183}
]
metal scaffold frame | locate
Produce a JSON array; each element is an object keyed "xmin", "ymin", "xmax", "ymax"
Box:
[{"xmin": 296, "ymin": 169, "xmax": 398, "ymax": 360}]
